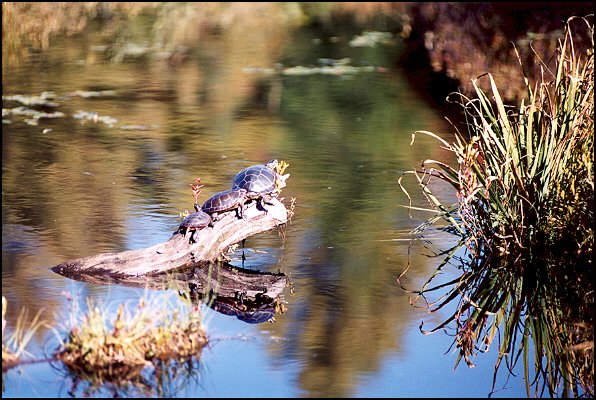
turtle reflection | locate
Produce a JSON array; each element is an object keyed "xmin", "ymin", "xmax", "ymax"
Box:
[
  {"xmin": 179, "ymin": 262, "xmax": 290, "ymax": 325},
  {"xmin": 187, "ymin": 284, "xmax": 286, "ymax": 324}
]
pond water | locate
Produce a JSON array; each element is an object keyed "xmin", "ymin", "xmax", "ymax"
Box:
[{"xmin": 2, "ymin": 16, "xmax": 529, "ymax": 398}]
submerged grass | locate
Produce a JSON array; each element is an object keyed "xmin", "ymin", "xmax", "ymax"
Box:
[
  {"xmin": 400, "ymin": 16, "xmax": 593, "ymax": 397},
  {"xmin": 54, "ymin": 293, "xmax": 207, "ymax": 387}
]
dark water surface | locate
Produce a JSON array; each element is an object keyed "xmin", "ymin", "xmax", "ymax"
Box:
[{"xmin": 2, "ymin": 18, "xmax": 527, "ymax": 398}]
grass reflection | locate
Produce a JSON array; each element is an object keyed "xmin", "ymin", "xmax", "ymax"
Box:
[
  {"xmin": 59, "ymin": 356, "xmax": 204, "ymax": 398},
  {"xmin": 405, "ymin": 240, "xmax": 593, "ymax": 397}
]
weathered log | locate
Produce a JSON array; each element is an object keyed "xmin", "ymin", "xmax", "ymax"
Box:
[{"xmin": 51, "ymin": 197, "xmax": 290, "ymax": 279}]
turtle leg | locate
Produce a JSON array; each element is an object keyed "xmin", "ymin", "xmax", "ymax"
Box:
[
  {"xmin": 255, "ymin": 197, "xmax": 267, "ymax": 212},
  {"xmin": 241, "ymin": 238, "xmax": 247, "ymax": 264},
  {"xmin": 262, "ymin": 193, "xmax": 275, "ymax": 206},
  {"xmin": 256, "ymin": 195, "xmax": 274, "ymax": 213},
  {"xmin": 188, "ymin": 229, "xmax": 196, "ymax": 244},
  {"xmin": 236, "ymin": 200, "xmax": 246, "ymax": 219}
]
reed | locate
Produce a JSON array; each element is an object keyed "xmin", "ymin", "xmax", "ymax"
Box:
[
  {"xmin": 2, "ymin": 296, "xmax": 47, "ymax": 372},
  {"xmin": 400, "ymin": 16, "xmax": 593, "ymax": 397}
]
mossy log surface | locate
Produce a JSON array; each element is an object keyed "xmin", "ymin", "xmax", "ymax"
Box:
[{"xmin": 51, "ymin": 198, "xmax": 289, "ymax": 280}]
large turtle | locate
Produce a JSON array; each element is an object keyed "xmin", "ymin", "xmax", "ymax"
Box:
[
  {"xmin": 231, "ymin": 159, "xmax": 289, "ymax": 209},
  {"xmin": 201, "ymin": 188, "xmax": 248, "ymax": 221}
]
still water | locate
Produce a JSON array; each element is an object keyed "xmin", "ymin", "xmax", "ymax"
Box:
[{"xmin": 2, "ymin": 18, "xmax": 528, "ymax": 398}]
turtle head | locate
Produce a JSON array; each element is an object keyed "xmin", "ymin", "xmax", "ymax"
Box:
[{"xmin": 265, "ymin": 159, "xmax": 279, "ymax": 170}]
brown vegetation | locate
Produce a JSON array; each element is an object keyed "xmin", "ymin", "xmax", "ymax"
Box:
[
  {"xmin": 401, "ymin": 3, "xmax": 594, "ymax": 100},
  {"xmin": 56, "ymin": 295, "xmax": 207, "ymax": 386}
]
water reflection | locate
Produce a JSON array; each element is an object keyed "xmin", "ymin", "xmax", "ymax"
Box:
[
  {"xmin": 52, "ymin": 259, "xmax": 291, "ymax": 326},
  {"xmin": 186, "ymin": 281, "xmax": 286, "ymax": 325},
  {"xmin": 406, "ymin": 238, "xmax": 594, "ymax": 397}
]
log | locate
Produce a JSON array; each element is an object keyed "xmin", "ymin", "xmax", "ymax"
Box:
[{"xmin": 51, "ymin": 197, "xmax": 290, "ymax": 279}]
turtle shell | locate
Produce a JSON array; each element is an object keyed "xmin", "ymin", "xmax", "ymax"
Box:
[
  {"xmin": 201, "ymin": 188, "xmax": 247, "ymax": 214},
  {"xmin": 179, "ymin": 211, "xmax": 212, "ymax": 230},
  {"xmin": 231, "ymin": 163, "xmax": 277, "ymax": 194}
]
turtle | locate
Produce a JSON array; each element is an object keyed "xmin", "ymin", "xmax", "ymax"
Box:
[
  {"xmin": 231, "ymin": 159, "xmax": 290, "ymax": 210},
  {"xmin": 175, "ymin": 178, "xmax": 212, "ymax": 243},
  {"xmin": 201, "ymin": 188, "xmax": 248, "ymax": 221},
  {"xmin": 177, "ymin": 209, "xmax": 212, "ymax": 243}
]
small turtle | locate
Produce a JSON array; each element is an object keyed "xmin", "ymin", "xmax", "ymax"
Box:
[
  {"xmin": 231, "ymin": 159, "xmax": 290, "ymax": 209},
  {"xmin": 175, "ymin": 177, "xmax": 212, "ymax": 243},
  {"xmin": 201, "ymin": 188, "xmax": 248, "ymax": 221},
  {"xmin": 177, "ymin": 210, "xmax": 212, "ymax": 243}
]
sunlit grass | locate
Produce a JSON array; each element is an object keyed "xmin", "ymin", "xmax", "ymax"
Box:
[
  {"xmin": 54, "ymin": 293, "xmax": 207, "ymax": 386},
  {"xmin": 2, "ymin": 296, "xmax": 47, "ymax": 372},
  {"xmin": 400, "ymin": 16, "xmax": 594, "ymax": 397}
]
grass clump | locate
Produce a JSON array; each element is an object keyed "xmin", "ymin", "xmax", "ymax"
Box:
[
  {"xmin": 400, "ymin": 16, "xmax": 593, "ymax": 397},
  {"xmin": 403, "ymin": 15, "xmax": 593, "ymax": 259},
  {"xmin": 55, "ymin": 294, "xmax": 207, "ymax": 386},
  {"xmin": 2, "ymin": 296, "xmax": 47, "ymax": 372}
]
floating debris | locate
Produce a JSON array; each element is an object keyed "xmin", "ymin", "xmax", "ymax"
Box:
[
  {"xmin": 5, "ymin": 106, "xmax": 65, "ymax": 118},
  {"xmin": 282, "ymin": 65, "xmax": 377, "ymax": 76},
  {"xmin": 242, "ymin": 66, "xmax": 277, "ymax": 76},
  {"xmin": 119, "ymin": 124, "xmax": 155, "ymax": 131},
  {"xmin": 67, "ymin": 90, "xmax": 118, "ymax": 98},
  {"xmin": 349, "ymin": 31, "xmax": 394, "ymax": 47},
  {"xmin": 3, "ymin": 106, "xmax": 66, "ymax": 126},
  {"xmin": 73, "ymin": 110, "xmax": 118, "ymax": 127},
  {"xmin": 243, "ymin": 58, "xmax": 386, "ymax": 77},
  {"xmin": 112, "ymin": 42, "xmax": 153, "ymax": 63},
  {"xmin": 2, "ymin": 91, "xmax": 59, "ymax": 107}
]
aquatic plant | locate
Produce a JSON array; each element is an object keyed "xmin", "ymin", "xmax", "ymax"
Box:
[
  {"xmin": 400, "ymin": 16, "xmax": 593, "ymax": 397},
  {"xmin": 2, "ymin": 296, "xmax": 47, "ymax": 372},
  {"xmin": 55, "ymin": 293, "xmax": 207, "ymax": 386}
]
